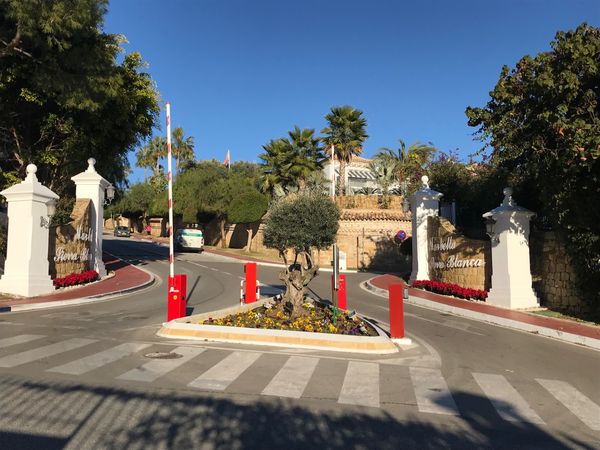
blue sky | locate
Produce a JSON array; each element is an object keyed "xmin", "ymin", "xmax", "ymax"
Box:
[{"xmin": 104, "ymin": 0, "xmax": 598, "ymax": 183}]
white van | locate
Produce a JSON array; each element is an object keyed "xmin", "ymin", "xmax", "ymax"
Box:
[{"xmin": 175, "ymin": 228, "xmax": 204, "ymax": 252}]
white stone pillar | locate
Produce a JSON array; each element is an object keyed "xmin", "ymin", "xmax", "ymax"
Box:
[
  {"xmin": 71, "ymin": 158, "xmax": 109, "ymax": 278},
  {"xmin": 0, "ymin": 164, "xmax": 59, "ymax": 297},
  {"xmin": 409, "ymin": 176, "xmax": 443, "ymax": 283},
  {"xmin": 483, "ymin": 188, "xmax": 539, "ymax": 309}
]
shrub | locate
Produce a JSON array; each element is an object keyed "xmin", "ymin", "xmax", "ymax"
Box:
[
  {"xmin": 53, "ymin": 270, "xmax": 98, "ymax": 289},
  {"xmin": 412, "ymin": 279, "xmax": 487, "ymax": 301}
]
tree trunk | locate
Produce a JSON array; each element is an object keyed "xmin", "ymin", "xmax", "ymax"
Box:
[
  {"xmin": 278, "ymin": 251, "xmax": 319, "ymax": 320},
  {"xmin": 219, "ymin": 219, "xmax": 227, "ymax": 248},
  {"xmin": 244, "ymin": 224, "xmax": 253, "ymax": 252},
  {"xmin": 338, "ymin": 159, "xmax": 347, "ymax": 195}
]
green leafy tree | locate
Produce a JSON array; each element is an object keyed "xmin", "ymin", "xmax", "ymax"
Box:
[
  {"xmin": 263, "ymin": 193, "xmax": 340, "ymax": 318},
  {"xmin": 466, "ymin": 23, "xmax": 600, "ymax": 310},
  {"xmin": 116, "ymin": 182, "xmax": 163, "ymax": 225},
  {"xmin": 321, "ymin": 106, "xmax": 369, "ymax": 195},
  {"xmin": 0, "ymin": 0, "xmax": 159, "ymax": 198},
  {"xmin": 171, "ymin": 160, "xmax": 261, "ymax": 246},
  {"xmin": 228, "ymin": 190, "xmax": 268, "ymax": 252}
]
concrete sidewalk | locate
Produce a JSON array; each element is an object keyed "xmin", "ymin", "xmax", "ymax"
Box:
[
  {"xmin": 365, "ymin": 274, "xmax": 600, "ymax": 351},
  {"xmin": 0, "ymin": 253, "xmax": 154, "ymax": 313}
]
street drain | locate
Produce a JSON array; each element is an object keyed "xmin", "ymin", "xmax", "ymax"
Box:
[{"xmin": 144, "ymin": 352, "xmax": 183, "ymax": 359}]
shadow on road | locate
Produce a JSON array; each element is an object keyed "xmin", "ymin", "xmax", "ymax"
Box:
[{"xmin": 0, "ymin": 375, "xmax": 594, "ymax": 450}]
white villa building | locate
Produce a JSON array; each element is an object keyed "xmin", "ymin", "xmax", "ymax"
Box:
[{"xmin": 322, "ymin": 156, "xmax": 379, "ymax": 194}]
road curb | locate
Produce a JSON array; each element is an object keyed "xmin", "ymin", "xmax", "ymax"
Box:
[
  {"xmin": 1, "ymin": 259, "xmax": 156, "ymax": 313},
  {"xmin": 362, "ymin": 278, "xmax": 600, "ymax": 351}
]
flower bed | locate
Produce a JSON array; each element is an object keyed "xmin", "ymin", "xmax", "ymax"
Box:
[
  {"xmin": 53, "ymin": 270, "xmax": 98, "ymax": 289},
  {"xmin": 412, "ymin": 279, "xmax": 488, "ymax": 301},
  {"xmin": 203, "ymin": 298, "xmax": 378, "ymax": 336}
]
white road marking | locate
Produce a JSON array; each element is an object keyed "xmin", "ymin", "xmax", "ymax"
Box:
[
  {"xmin": 537, "ymin": 379, "xmax": 600, "ymax": 430},
  {"xmin": 117, "ymin": 347, "xmax": 206, "ymax": 382},
  {"xmin": 0, "ymin": 334, "xmax": 45, "ymax": 348},
  {"xmin": 48, "ymin": 342, "xmax": 151, "ymax": 375},
  {"xmin": 404, "ymin": 312, "xmax": 485, "ymax": 336},
  {"xmin": 473, "ymin": 373, "xmax": 544, "ymax": 424},
  {"xmin": 188, "ymin": 351, "xmax": 261, "ymax": 391},
  {"xmin": 410, "ymin": 367, "xmax": 459, "ymax": 415},
  {"xmin": 0, "ymin": 338, "xmax": 96, "ymax": 368},
  {"xmin": 338, "ymin": 361, "xmax": 380, "ymax": 408},
  {"xmin": 262, "ymin": 356, "xmax": 319, "ymax": 398}
]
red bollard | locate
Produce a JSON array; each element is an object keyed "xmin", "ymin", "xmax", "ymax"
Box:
[
  {"xmin": 167, "ymin": 274, "xmax": 187, "ymax": 321},
  {"xmin": 389, "ymin": 283, "xmax": 405, "ymax": 338},
  {"xmin": 244, "ymin": 262, "xmax": 257, "ymax": 303},
  {"xmin": 338, "ymin": 274, "xmax": 347, "ymax": 310}
]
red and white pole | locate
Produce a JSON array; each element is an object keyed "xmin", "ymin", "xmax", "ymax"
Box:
[{"xmin": 166, "ymin": 102, "xmax": 174, "ymax": 278}]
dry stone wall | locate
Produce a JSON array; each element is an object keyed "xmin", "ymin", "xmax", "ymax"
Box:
[
  {"xmin": 49, "ymin": 199, "xmax": 93, "ymax": 278},
  {"xmin": 530, "ymin": 231, "xmax": 585, "ymax": 313},
  {"xmin": 427, "ymin": 216, "xmax": 491, "ymax": 291}
]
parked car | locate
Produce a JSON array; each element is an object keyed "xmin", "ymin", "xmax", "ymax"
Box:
[
  {"xmin": 175, "ymin": 228, "xmax": 204, "ymax": 252},
  {"xmin": 113, "ymin": 226, "xmax": 131, "ymax": 237}
]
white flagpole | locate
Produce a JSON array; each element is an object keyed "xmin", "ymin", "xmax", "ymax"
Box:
[{"xmin": 166, "ymin": 103, "xmax": 174, "ymax": 278}]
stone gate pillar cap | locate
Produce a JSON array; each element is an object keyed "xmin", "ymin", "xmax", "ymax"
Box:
[
  {"xmin": 410, "ymin": 174, "xmax": 443, "ymax": 201},
  {"xmin": 483, "ymin": 186, "xmax": 534, "ymax": 218},
  {"xmin": 86, "ymin": 158, "xmax": 97, "ymax": 173}
]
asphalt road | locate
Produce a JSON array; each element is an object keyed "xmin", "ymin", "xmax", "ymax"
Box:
[{"xmin": 0, "ymin": 236, "xmax": 598, "ymax": 449}]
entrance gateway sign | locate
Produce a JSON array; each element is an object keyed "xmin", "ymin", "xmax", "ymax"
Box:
[
  {"xmin": 427, "ymin": 216, "xmax": 490, "ymax": 291},
  {"xmin": 49, "ymin": 199, "xmax": 94, "ymax": 278}
]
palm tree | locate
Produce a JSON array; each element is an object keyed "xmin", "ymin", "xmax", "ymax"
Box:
[
  {"xmin": 146, "ymin": 136, "xmax": 167, "ymax": 178},
  {"xmin": 369, "ymin": 157, "xmax": 396, "ymax": 208},
  {"xmin": 259, "ymin": 127, "xmax": 325, "ymax": 196},
  {"xmin": 259, "ymin": 139, "xmax": 291, "ymax": 197},
  {"xmin": 375, "ymin": 139, "xmax": 437, "ymax": 194},
  {"xmin": 135, "ymin": 144, "xmax": 154, "ymax": 182},
  {"xmin": 321, "ymin": 106, "xmax": 369, "ymax": 195},
  {"xmin": 172, "ymin": 127, "xmax": 195, "ymax": 174},
  {"xmin": 285, "ymin": 126, "xmax": 324, "ymax": 189}
]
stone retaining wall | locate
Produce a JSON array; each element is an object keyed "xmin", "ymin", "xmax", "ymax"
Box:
[
  {"xmin": 530, "ymin": 231, "xmax": 586, "ymax": 313},
  {"xmin": 210, "ymin": 209, "xmax": 412, "ymax": 271}
]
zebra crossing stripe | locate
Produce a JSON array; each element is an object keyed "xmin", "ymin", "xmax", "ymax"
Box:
[
  {"xmin": 0, "ymin": 334, "xmax": 46, "ymax": 348},
  {"xmin": 48, "ymin": 342, "xmax": 151, "ymax": 375},
  {"xmin": 262, "ymin": 356, "xmax": 319, "ymax": 398},
  {"xmin": 338, "ymin": 361, "xmax": 380, "ymax": 408},
  {"xmin": 537, "ymin": 379, "xmax": 600, "ymax": 431},
  {"xmin": 117, "ymin": 347, "xmax": 206, "ymax": 382},
  {"xmin": 410, "ymin": 367, "xmax": 459, "ymax": 415},
  {"xmin": 188, "ymin": 351, "xmax": 261, "ymax": 391},
  {"xmin": 0, "ymin": 338, "xmax": 96, "ymax": 368},
  {"xmin": 473, "ymin": 373, "xmax": 544, "ymax": 424}
]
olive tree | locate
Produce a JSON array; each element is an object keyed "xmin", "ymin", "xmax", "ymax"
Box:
[{"xmin": 263, "ymin": 193, "xmax": 340, "ymax": 318}]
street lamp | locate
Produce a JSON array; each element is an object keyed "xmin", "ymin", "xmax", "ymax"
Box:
[
  {"xmin": 484, "ymin": 217, "xmax": 498, "ymax": 243},
  {"xmin": 105, "ymin": 184, "xmax": 115, "ymax": 205},
  {"xmin": 40, "ymin": 198, "xmax": 56, "ymax": 228}
]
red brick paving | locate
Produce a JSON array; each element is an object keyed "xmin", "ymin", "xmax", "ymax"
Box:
[
  {"xmin": 0, "ymin": 254, "xmax": 152, "ymax": 308},
  {"xmin": 371, "ymin": 274, "xmax": 600, "ymax": 340}
]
